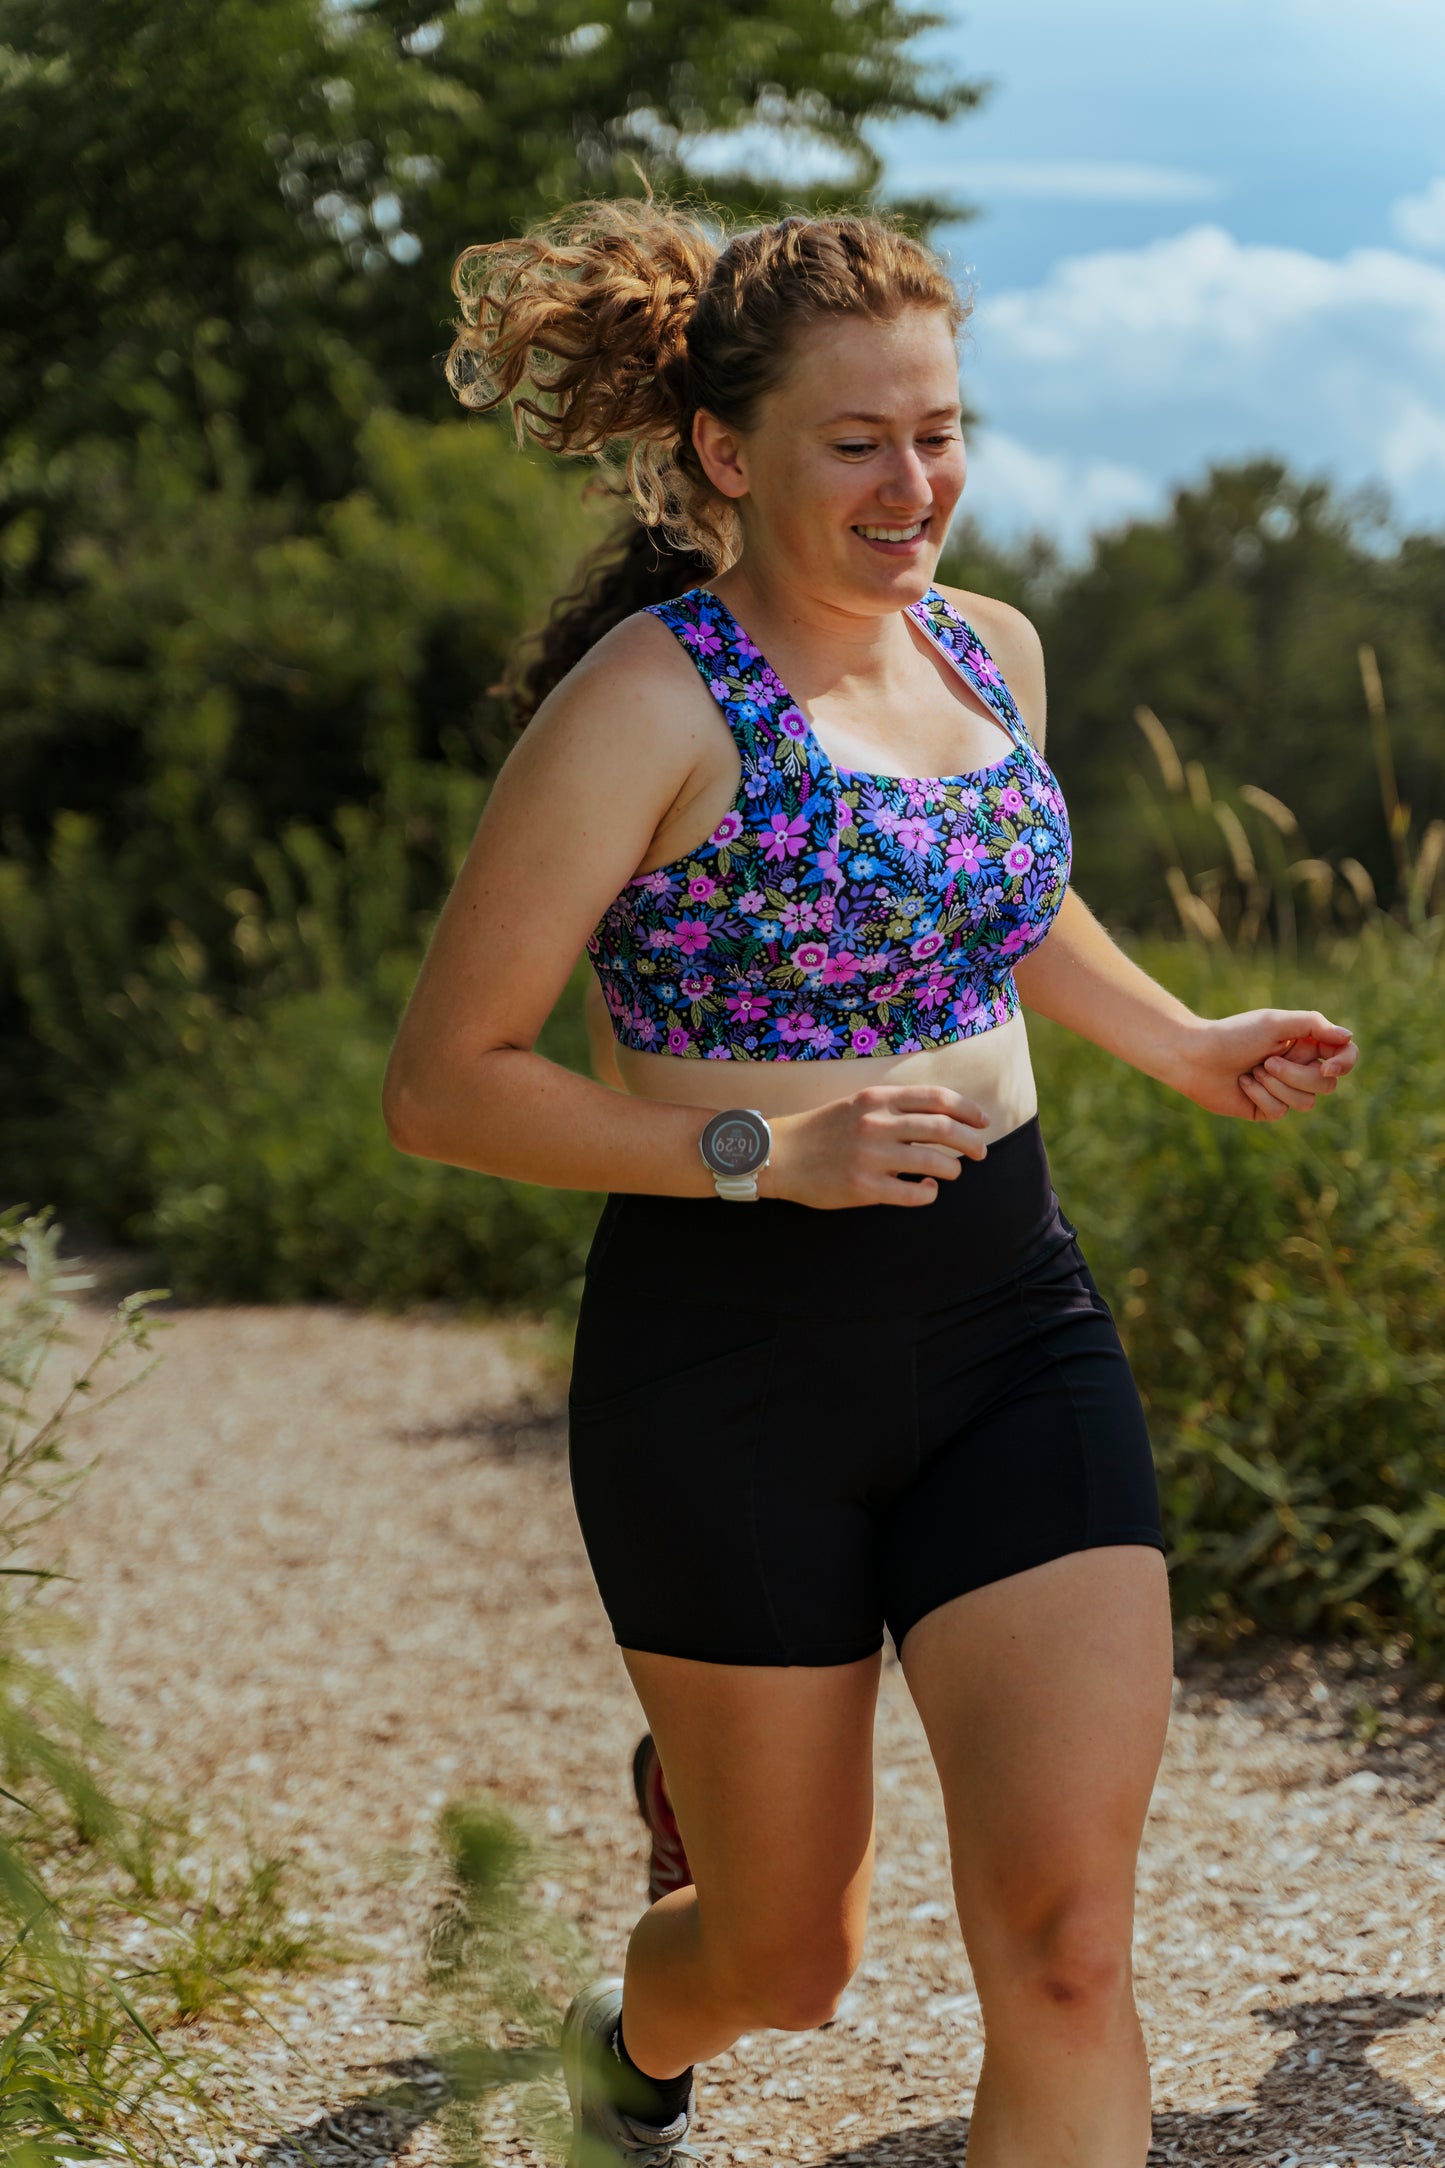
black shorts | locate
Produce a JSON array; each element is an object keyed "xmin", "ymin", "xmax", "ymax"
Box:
[{"xmin": 567, "ymin": 1113, "xmax": 1165, "ymax": 1667}]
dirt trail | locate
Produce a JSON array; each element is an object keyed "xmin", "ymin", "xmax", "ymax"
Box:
[{"xmin": 43, "ymin": 1285, "xmax": 1445, "ymax": 2168}]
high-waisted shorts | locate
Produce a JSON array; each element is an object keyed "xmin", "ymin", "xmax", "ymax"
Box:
[{"xmin": 567, "ymin": 1112, "xmax": 1165, "ymax": 1667}]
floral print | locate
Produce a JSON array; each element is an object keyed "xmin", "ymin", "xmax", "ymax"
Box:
[{"xmin": 586, "ymin": 586, "xmax": 1073, "ymax": 1061}]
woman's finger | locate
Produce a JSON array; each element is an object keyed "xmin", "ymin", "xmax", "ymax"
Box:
[
  {"xmin": 1261, "ymin": 1054, "xmax": 1336, "ymax": 1096},
  {"xmin": 1249, "ymin": 1065, "xmax": 1316, "ymax": 1111},
  {"xmin": 1239, "ymin": 1072, "xmax": 1289, "ymax": 1121}
]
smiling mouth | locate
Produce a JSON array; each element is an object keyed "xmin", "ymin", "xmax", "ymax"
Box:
[{"xmin": 853, "ymin": 518, "xmax": 930, "ymax": 542}]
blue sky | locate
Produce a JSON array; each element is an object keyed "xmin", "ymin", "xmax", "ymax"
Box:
[
  {"xmin": 875, "ymin": 0, "xmax": 1445, "ymax": 551},
  {"xmin": 693, "ymin": 0, "xmax": 1445, "ymax": 553}
]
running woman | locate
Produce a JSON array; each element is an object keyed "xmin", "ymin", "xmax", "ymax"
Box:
[{"xmin": 385, "ymin": 200, "xmax": 1359, "ymax": 2168}]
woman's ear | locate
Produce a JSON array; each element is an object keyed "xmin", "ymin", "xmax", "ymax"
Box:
[{"xmin": 691, "ymin": 409, "xmax": 750, "ymax": 501}]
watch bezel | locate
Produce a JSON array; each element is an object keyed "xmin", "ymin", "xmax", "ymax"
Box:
[{"xmin": 699, "ymin": 1107, "xmax": 772, "ymax": 1178}]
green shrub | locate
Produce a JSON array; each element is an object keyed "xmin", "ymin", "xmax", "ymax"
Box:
[
  {"xmin": 101, "ymin": 979, "xmax": 603, "ymax": 1313},
  {"xmin": 1031, "ymin": 916, "xmax": 1445, "ymax": 1664}
]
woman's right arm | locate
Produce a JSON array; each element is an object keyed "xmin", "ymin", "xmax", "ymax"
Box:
[{"xmin": 382, "ymin": 615, "xmax": 737, "ymax": 1199}]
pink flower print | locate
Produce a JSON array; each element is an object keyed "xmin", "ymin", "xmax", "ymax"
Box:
[
  {"xmin": 895, "ymin": 816, "xmax": 939, "ymax": 856},
  {"xmin": 998, "ymin": 786, "xmax": 1026, "ymax": 817},
  {"xmin": 710, "ymin": 678, "xmax": 731, "ymax": 701},
  {"xmin": 735, "ymin": 630, "xmax": 762, "ymax": 661},
  {"xmin": 634, "ymin": 1016, "xmax": 658, "ymax": 1043},
  {"xmin": 945, "ymin": 834, "xmax": 986, "ymax": 880},
  {"xmin": 810, "ymin": 1023, "xmax": 840, "ymax": 1054},
  {"xmin": 725, "ymin": 991, "xmax": 770, "ymax": 1024},
  {"xmin": 777, "ymin": 708, "xmax": 809, "ymax": 741},
  {"xmin": 646, "ymin": 925, "xmax": 678, "ymax": 951},
  {"xmin": 917, "ymin": 970, "xmax": 952, "ymax": 1011},
  {"xmin": 959, "ymin": 785, "xmax": 981, "ymax": 811},
  {"xmin": 710, "ymin": 810, "xmax": 743, "ymax": 846},
  {"xmin": 963, "ymin": 644, "xmax": 1002, "ymax": 686},
  {"xmin": 1000, "ymin": 922, "xmax": 1037, "ymax": 957},
  {"xmin": 687, "ymin": 874, "xmax": 718, "ymax": 902},
  {"xmin": 777, "ymin": 1011, "xmax": 817, "ymax": 1043},
  {"xmin": 791, "ymin": 941, "xmax": 828, "ymax": 973},
  {"xmin": 684, "ymin": 624, "xmax": 722, "ymax": 657},
  {"xmin": 759, "ymin": 812, "xmax": 809, "ymax": 862},
  {"xmin": 1004, "ymin": 840, "xmax": 1034, "ymax": 876},
  {"xmin": 737, "ymin": 889, "xmax": 766, "ymax": 914},
  {"xmin": 911, "ymin": 930, "xmax": 945, "ymax": 961},
  {"xmin": 820, "ymin": 951, "xmax": 863, "ymax": 985},
  {"xmin": 680, "ymin": 971, "xmax": 715, "ymax": 996},
  {"xmin": 851, "ymin": 1025, "xmax": 879, "ymax": 1055},
  {"xmin": 950, "ymin": 989, "xmax": 981, "ymax": 1030},
  {"xmin": 674, "ymin": 919, "xmax": 712, "ymax": 956},
  {"xmin": 779, "ymin": 898, "xmax": 819, "ymax": 934},
  {"xmin": 667, "ymin": 1026, "xmax": 692, "ymax": 1053},
  {"xmin": 637, "ymin": 870, "xmax": 673, "ymax": 895}
]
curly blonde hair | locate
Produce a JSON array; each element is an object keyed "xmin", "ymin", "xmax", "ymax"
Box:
[{"xmin": 446, "ymin": 195, "xmax": 966, "ymax": 572}]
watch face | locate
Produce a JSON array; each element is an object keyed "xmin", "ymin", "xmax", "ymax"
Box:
[{"xmin": 701, "ymin": 1109, "xmax": 770, "ymax": 1176}]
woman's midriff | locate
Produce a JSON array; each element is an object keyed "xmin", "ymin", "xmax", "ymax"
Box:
[{"xmin": 614, "ymin": 1006, "xmax": 1039, "ymax": 1146}]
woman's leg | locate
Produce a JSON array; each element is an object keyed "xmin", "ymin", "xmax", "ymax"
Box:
[
  {"xmin": 617, "ymin": 1646, "xmax": 882, "ymax": 2080},
  {"xmin": 901, "ymin": 1544, "xmax": 1173, "ymax": 2168}
]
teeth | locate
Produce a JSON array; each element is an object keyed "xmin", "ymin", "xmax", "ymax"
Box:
[{"xmin": 856, "ymin": 522, "xmax": 926, "ymax": 541}]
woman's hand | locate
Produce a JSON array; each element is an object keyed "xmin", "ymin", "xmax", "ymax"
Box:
[
  {"xmin": 764, "ymin": 1085, "xmax": 991, "ymax": 1209},
  {"xmin": 1173, "ymin": 1009, "xmax": 1360, "ymax": 1122}
]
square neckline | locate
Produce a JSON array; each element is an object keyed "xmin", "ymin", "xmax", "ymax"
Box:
[{"xmin": 696, "ymin": 585, "xmax": 1026, "ymax": 792}]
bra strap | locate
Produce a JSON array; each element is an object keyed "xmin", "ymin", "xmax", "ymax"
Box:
[{"xmin": 907, "ymin": 587, "xmax": 1030, "ymax": 745}]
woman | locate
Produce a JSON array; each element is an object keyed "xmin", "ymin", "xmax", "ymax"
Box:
[{"xmin": 384, "ymin": 200, "xmax": 1358, "ymax": 2168}]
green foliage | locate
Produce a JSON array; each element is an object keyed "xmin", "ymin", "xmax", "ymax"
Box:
[
  {"xmin": 0, "ymin": 0, "xmax": 980, "ymax": 500},
  {"xmin": 103, "ymin": 980, "xmax": 602, "ymax": 1311},
  {"xmin": 425, "ymin": 1794, "xmax": 593, "ymax": 2168},
  {"xmin": 1031, "ymin": 919, "xmax": 1445, "ymax": 1666}
]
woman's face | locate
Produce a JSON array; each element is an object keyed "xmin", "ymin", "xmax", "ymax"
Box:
[{"xmin": 694, "ymin": 306, "xmax": 968, "ymax": 613}]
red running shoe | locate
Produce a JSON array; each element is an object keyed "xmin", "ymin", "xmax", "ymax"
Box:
[{"xmin": 632, "ymin": 1733, "xmax": 693, "ymax": 1903}]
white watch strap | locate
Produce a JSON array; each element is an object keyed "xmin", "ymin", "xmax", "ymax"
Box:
[{"xmin": 713, "ymin": 1172, "xmax": 761, "ymax": 1201}]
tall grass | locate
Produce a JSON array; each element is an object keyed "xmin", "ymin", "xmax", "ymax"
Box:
[{"xmin": 1037, "ymin": 649, "xmax": 1444, "ymax": 1665}]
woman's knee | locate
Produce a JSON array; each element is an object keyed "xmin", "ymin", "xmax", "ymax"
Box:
[
  {"xmin": 974, "ymin": 1889, "xmax": 1135, "ymax": 2025},
  {"xmin": 710, "ymin": 1925, "xmax": 861, "ymax": 2034}
]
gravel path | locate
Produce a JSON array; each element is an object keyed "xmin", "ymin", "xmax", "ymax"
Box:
[{"xmin": 41, "ymin": 1281, "xmax": 1445, "ymax": 2168}]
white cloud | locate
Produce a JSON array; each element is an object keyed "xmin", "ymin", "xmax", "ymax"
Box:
[
  {"xmin": 1391, "ymin": 177, "xmax": 1445, "ymax": 254},
  {"xmin": 959, "ymin": 224, "xmax": 1445, "ymax": 540},
  {"xmin": 956, "ymin": 434, "xmax": 1161, "ymax": 556},
  {"xmin": 891, "ymin": 158, "xmax": 1221, "ymax": 205}
]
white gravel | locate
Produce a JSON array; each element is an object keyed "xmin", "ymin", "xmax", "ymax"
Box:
[{"xmin": 37, "ymin": 1277, "xmax": 1445, "ymax": 2168}]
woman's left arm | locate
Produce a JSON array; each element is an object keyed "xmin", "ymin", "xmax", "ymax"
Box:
[
  {"xmin": 950, "ymin": 585, "xmax": 1361, "ymax": 1122},
  {"xmin": 1011, "ymin": 886, "xmax": 1360, "ymax": 1121}
]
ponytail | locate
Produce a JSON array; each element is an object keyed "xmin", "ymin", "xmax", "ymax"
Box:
[{"xmin": 493, "ymin": 516, "xmax": 715, "ymax": 735}]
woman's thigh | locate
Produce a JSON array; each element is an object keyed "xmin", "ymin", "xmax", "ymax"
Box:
[
  {"xmin": 624, "ymin": 1646, "xmax": 881, "ymax": 1995},
  {"xmin": 900, "ymin": 1545, "xmax": 1173, "ymax": 1986}
]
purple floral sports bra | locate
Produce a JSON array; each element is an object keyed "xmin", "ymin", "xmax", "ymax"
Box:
[{"xmin": 586, "ymin": 585, "xmax": 1072, "ymax": 1062}]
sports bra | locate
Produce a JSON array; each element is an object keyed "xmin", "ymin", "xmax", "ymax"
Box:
[{"xmin": 586, "ymin": 584, "xmax": 1072, "ymax": 1062}]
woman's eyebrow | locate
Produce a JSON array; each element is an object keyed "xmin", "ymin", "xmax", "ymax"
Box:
[{"xmin": 817, "ymin": 404, "xmax": 962, "ymax": 426}]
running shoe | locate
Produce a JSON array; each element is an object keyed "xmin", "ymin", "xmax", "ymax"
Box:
[
  {"xmin": 560, "ymin": 1977, "xmax": 701, "ymax": 2168},
  {"xmin": 632, "ymin": 1733, "xmax": 693, "ymax": 1904}
]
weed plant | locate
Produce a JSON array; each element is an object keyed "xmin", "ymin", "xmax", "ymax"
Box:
[{"xmin": 0, "ymin": 1214, "xmax": 322, "ymax": 2160}]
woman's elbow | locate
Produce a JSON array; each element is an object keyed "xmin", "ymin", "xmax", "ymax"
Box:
[{"xmin": 382, "ymin": 1071, "xmax": 431, "ymax": 1158}]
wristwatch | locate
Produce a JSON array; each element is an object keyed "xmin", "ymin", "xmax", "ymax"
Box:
[{"xmin": 699, "ymin": 1107, "xmax": 773, "ymax": 1202}]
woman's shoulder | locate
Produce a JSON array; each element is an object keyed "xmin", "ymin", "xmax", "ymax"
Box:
[{"xmin": 932, "ymin": 581, "xmax": 1042, "ymax": 667}]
